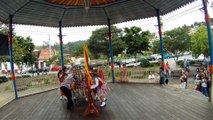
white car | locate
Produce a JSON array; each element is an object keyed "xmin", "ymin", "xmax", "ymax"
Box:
[
  {"xmin": 151, "ymin": 54, "xmax": 161, "ymax": 60},
  {"xmin": 17, "ymin": 69, "xmax": 27, "ymax": 74}
]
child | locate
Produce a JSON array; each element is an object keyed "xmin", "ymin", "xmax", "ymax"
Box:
[
  {"xmin": 58, "ymin": 67, "xmax": 67, "ymax": 100},
  {"xmin": 98, "ymin": 67, "xmax": 105, "ymax": 81},
  {"xmin": 90, "ymin": 72, "xmax": 110, "ymax": 107},
  {"xmin": 201, "ymin": 75, "xmax": 208, "ymax": 97},
  {"xmin": 148, "ymin": 71, "xmax": 155, "ymax": 80},
  {"xmin": 180, "ymin": 75, "xmax": 186, "ymax": 89},
  {"xmin": 121, "ymin": 64, "xmax": 128, "ymax": 82}
]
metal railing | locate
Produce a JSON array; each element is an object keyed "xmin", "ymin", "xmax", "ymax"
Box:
[{"xmin": 103, "ymin": 67, "xmax": 160, "ymax": 83}]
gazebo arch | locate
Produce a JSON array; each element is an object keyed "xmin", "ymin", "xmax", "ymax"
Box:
[{"xmin": 0, "ymin": 0, "xmax": 212, "ymax": 105}]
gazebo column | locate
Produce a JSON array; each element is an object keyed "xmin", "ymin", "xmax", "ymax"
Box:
[
  {"xmin": 156, "ymin": 9, "xmax": 164, "ymax": 67},
  {"xmin": 107, "ymin": 18, "xmax": 115, "ymax": 83},
  {"xmin": 59, "ymin": 21, "xmax": 64, "ymax": 67},
  {"xmin": 9, "ymin": 15, "xmax": 18, "ymax": 99},
  {"xmin": 202, "ymin": 0, "xmax": 213, "ymax": 104}
]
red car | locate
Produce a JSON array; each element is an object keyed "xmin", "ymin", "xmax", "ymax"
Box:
[{"xmin": 51, "ymin": 66, "xmax": 62, "ymax": 71}]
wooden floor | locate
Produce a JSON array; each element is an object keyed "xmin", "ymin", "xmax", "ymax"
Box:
[{"xmin": 0, "ymin": 83, "xmax": 213, "ymax": 120}]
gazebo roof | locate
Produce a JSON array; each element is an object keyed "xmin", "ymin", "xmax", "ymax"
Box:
[{"xmin": 0, "ymin": 0, "xmax": 196, "ymax": 27}]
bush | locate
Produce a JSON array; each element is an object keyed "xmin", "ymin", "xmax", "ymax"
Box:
[
  {"xmin": 0, "ymin": 76, "xmax": 8, "ymax": 83},
  {"xmin": 140, "ymin": 59, "xmax": 151, "ymax": 67},
  {"xmin": 176, "ymin": 60, "xmax": 183, "ymax": 67},
  {"xmin": 189, "ymin": 60, "xmax": 195, "ymax": 65}
]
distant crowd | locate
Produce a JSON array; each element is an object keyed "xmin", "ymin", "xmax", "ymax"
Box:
[{"xmin": 180, "ymin": 59, "xmax": 210, "ymax": 97}]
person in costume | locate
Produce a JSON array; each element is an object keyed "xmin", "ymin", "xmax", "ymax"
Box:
[
  {"xmin": 57, "ymin": 66, "xmax": 67, "ymax": 100},
  {"xmin": 98, "ymin": 67, "xmax": 105, "ymax": 81},
  {"xmin": 90, "ymin": 72, "xmax": 110, "ymax": 107}
]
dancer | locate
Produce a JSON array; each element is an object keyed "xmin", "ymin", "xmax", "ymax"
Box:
[
  {"xmin": 58, "ymin": 66, "xmax": 67, "ymax": 100},
  {"xmin": 90, "ymin": 72, "xmax": 110, "ymax": 107}
]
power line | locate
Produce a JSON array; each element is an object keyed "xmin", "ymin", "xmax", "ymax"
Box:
[{"xmin": 163, "ymin": 4, "xmax": 203, "ymax": 23}]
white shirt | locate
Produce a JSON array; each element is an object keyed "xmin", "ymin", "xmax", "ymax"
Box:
[
  {"xmin": 90, "ymin": 77, "xmax": 99, "ymax": 89},
  {"xmin": 201, "ymin": 79, "xmax": 207, "ymax": 87},
  {"xmin": 148, "ymin": 74, "xmax": 155, "ymax": 79},
  {"xmin": 61, "ymin": 75, "xmax": 75, "ymax": 90}
]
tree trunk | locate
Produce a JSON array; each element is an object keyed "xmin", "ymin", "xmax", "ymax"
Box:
[
  {"xmin": 32, "ymin": 65, "xmax": 34, "ymax": 77},
  {"xmin": 175, "ymin": 50, "xmax": 178, "ymax": 62},
  {"xmin": 20, "ymin": 62, "xmax": 23, "ymax": 75}
]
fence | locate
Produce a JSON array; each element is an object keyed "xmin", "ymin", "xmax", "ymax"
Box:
[
  {"xmin": 0, "ymin": 73, "xmax": 58, "ymax": 108},
  {"xmin": 103, "ymin": 67, "xmax": 160, "ymax": 83}
]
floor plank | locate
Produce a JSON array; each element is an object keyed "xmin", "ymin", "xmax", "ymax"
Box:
[{"xmin": 0, "ymin": 83, "xmax": 213, "ymax": 120}]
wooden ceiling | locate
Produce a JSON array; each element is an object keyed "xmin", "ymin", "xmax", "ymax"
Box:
[{"xmin": 46, "ymin": 0, "xmax": 117, "ymax": 6}]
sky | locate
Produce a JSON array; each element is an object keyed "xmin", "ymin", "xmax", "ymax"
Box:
[{"xmin": 13, "ymin": 0, "xmax": 213, "ymax": 46}]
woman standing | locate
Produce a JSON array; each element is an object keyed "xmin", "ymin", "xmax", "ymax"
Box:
[{"xmin": 121, "ymin": 64, "xmax": 128, "ymax": 82}]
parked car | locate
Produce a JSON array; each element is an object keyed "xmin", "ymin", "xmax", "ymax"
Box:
[
  {"xmin": 51, "ymin": 66, "xmax": 61, "ymax": 71},
  {"xmin": 146, "ymin": 56, "xmax": 156, "ymax": 61},
  {"xmin": 151, "ymin": 54, "xmax": 161, "ymax": 60},
  {"xmin": 28, "ymin": 68, "xmax": 38, "ymax": 73},
  {"xmin": 136, "ymin": 58, "xmax": 145, "ymax": 62},
  {"xmin": 17, "ymin": 69, "xmax": 27, "ymax": 74}
]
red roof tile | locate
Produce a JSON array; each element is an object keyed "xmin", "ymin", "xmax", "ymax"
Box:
[{"xmin": 38, "ymin": 49, "xmax": 50, "ymax": 60}]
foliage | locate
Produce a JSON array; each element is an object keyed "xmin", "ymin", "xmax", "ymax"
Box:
[
  {"xmin": 151, "ymin": 40, "xmax": 160, "ymax": 54},
  {"xmin": 164, "ymin": 25, "xmax": 191, "ymax": 60},
  {"xmin": 122, "ymin": 26, "xmax": 150, "ymax": 58},
  {"xmin": 44, "ymin": 53, "xmax": 59, "ymax": 67},
  {"xmin": 191, "ymin": 25, "xmax": 210, "ymax": 58},
  {"xmin": 87, "ymin": 26, "xmax": 126, "ymax": 59},
  {"xmin": 52, "ymin": 40, "xmax": 86, "ymax": 56},
  {"xmin": 0, "ymin": 56, "xmax": 10, "ymax": 62},
  {"xmin": 13, "ymin": 36, "xmax": 36, "ymax": 66},
  {"xmin": 152, "ymin": 25, "xmax": 191, "ymax": 60},
  {"xmin": 140, "ymin": 59, "xmax": 151, "ymax": 67}
]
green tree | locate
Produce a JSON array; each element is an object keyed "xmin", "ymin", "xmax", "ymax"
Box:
[
  {"xmin": 52, "ymin": 40, "xmax": 86, "ymax": 56},
  {"xmin": 13, "ymin": 36, "xmax": 36, "ymax": 66},
  {"xmin": 163, "ymin": 25, "xmax": 191, "ymax": 60},
  {"xmin": 87, "ymin": 26, "xmax": 126, "ymax": 59},
  {"xmin": 151, "ymin": 40, "xmax": 160, "ymax": 54},
  {"xmin": 73, "ymin": 44, "xmax": 84, "ymax": 56},
  {"xmin": 122, "ymin": 26, "xmax": 150, "ymax": 59},
  {"xmin": 191, "ymin": 25, "xmax": 210, "ymax": 58},
  {"xmin": 44, "ymin": 53, "xmax": 60, "ymax": 67}
]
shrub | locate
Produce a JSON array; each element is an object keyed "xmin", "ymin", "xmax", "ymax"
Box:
[
  {"xmin": 140, "ymin": 59, "xmax": 151, "ymax": 67},
  {"xmin": 189, "ymin": 60, "xmax": 195, "ymax": 65},
  {"xmin": 177, "ymin": 60, "xmax": 183, "ymax": 67}
]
